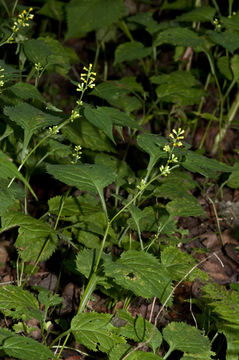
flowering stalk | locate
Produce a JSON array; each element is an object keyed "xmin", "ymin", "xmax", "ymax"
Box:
[{"xmin": 0, "ymin": 7, "xmax": 34, "ymax": 46}]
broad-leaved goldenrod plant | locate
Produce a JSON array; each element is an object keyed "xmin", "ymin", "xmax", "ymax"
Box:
[{"xmin": 0, "ymin": 1, "xmax": 238, "ymax": 360}]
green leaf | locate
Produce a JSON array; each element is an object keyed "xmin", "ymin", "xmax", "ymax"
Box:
[
  {"xmin": 116, "ymin": 76, "xmax": 144, "ymax": 94},
  {"xmin": 48, "ymin": 193, "xmax": 101, "ymax": 218},
  {"xmin": 0, "ymin": 285, "xmax": 42, "ymax": 321},
  {"xmin": 4, "ymin": 103, "xmax": 61, "ymax": 151},
  {"xmin": 0, "ymin": 181, "xmax": 24, "ymax": 216},
  {"xmin": 75, "ymin": 248, "xmax": 97, "ymax": 278},
  {"xmin": 161, "ymin": 246, "xmax": 208, "ymax": 281},
  {"xmin": 104, "ymin": 250, "xmax": 172, "ymax": 303},
  {"xmin": 154, "ymin": 170, "xmax": 197, "ymax": 199},
  {"xmin": 227, "ymin": 162, "xmax": 239, "ymax": 188},
  {"xmin": 116, "ymin": 310, "xmax": 162, "ymax": 352},
  {"xmin": 176, "ymin": 6, "xmax": 216, "ymax": 22},
  {"xmin": 203, "ymin": 282, "xmax": 239, "ymax": 359},
  {"xmin": 154, "ymin": 27, "xmax": 206, "ymax": 49},
  {"xmin": 182, "ymin": 151, "xmax": 233, "ymax": 178},
  {"xmin": 14, "ymin": 214, "xmax": 58, "ymax": 262},
  {"xmin": 95, "ymin": 153, "xmax": 134, "ymax": 189},
  {"xmin": 24, "ymin": 37, "xmax": 71, "ymax": 73},
  {"xmin": 2, "ymin": 335, "xmax": 56, "ymax": 360},
  {"xmin": 163, "ymin": 322, "xmax": 213, "ymax": 358},
  {"xmin": 207, "ymin": 30, "xmax": 239, "ymax": 53},
  {"xmin": 71, "ymin": 312, "xmax": 125, "ymax": 352},
  {"xmin": 0, "ymin": 152, "xmax": 36, "ymax": 199},
  {"xmin": 166, "ymin": 197, "xmax": 206, "ymax": 217},
  {"xmin": 222, "ymin": 13, "xmax": 239, "ymax": 32},
  {"xmin": 161, "ymin": 0, "xmax": 194, "ymax": 10},
  {"xmin": 63, "ymin": 118, "xmax": 115, "ymax": 153},
  {"xmin": 76, "ymin": 230, "xmax": 101, "ymax": 249},
  {"xmin": 47, "ymin": 163, "xmax": 116, "ymax": 198},
  {"xmin": 66, "ymin": 0, "xmax": 125, "ymax": 39},
  {"xmin": 137, "ymin": 133, "xmax": 168, "ymax": 177},
  {"xmin": 37, "ymin": 0, "xmax": 65, "ymax": 21},
  {"xmin": 37, "ymin": 288, "xmax": 62, "ymax": 308},
  {"xmin": 231, "ymin": 54, "xmax": 239, "ymax": 80},
  {"xmin": 217, "ymin": 56, "xmax": 233, "ymax": 80},
  {"xmin": 114, "ymin": 42, "xmax": 152, "ymax": 64},
  {"xmin": 91, "ymin": 82, "xmax": 142, "ymax": 113},
  {"xmin": 150, "ymin": 70, "xmax": 198, "ymax": 87},
  {"xmin": 128, "ymin": 206, "xmax": 158, "ymax": 232},
  {"xmin": 155, "ymin": 84, "xmax": 204, "ymax": 106},
  {"xmin": 84, "ymin": 105, "xmax": 141, "ymax": 143},
  {"xmin": 9, "ymin": 82, "xmax": 45, "ymax": 102},
  {"xmin": 128, "ymin": 12, "xmax": 159, "ymax": 34}
]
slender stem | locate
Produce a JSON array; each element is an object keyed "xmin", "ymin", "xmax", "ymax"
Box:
[
  {"xmin": 0, "ymin": 0, "xmax": 10, "ymax": 15},
  {"xmin": 11, "ymin": 0, "xmax": 18, "ymax": 16}
]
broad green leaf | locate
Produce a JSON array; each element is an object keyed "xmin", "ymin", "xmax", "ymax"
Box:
[
  {"xmin": 0, "ymin": 152, "xmax": 36, "ymax": 199},
  {"xmin": 47, "ymin": 163, "xmax": 116, "ymax": 198},
  {"xmin": 222, "ymin": 13, "xmax": 239, "ymax": 32},
  {"xmin": 91, "ymin": 82, "xmax": 142, "ymax": 113},
  {"xmin": 62, "ymin": 118, "xmax": 115, "ymax": 153},
  {"xmin": 154, "ymin": 170, "xmax": 197, "ymax": 199},
  {"xmin": 161, "ymin": 0, "xmax": 194, "ymax": 10},
  {"xmin": 227, "ymin": 162, "xmax": 239, "ymax": 188},
  {"xmin": 207, "ymin": 30, "xmax": 239, "ymax": 53},
  {"xmin": 104, "ymin": 250, "xmax": 172, "ymax": 303},
  {"xmin": 128, "ymin": 206, "xmax": 158, "ymax": 232},
  {"xmin": 0, "ymin": 181, "xmax": 24, "ymax": 216},
  {"xmin": 24, "ymin": 37, "xmax": 71, "ymax": 73},
  {"xmin": 76, "ymin": 230, "xmax": 101, "ymax": 249},
  {"xmin": 217, "ymin": 56, "xmax": 233, "ymax": 80},
  {"xmin": 231, "ymin": 54, "xmax": 239, "ymax": 80},
  {"xmin": 166, "ymin": 197, "xmax": 206, "ymax": 217},
  {"xmin": 176, "ymin": 6, "xmax": 216, "ymax": 22},
  {"xmin": 14, "ymin": 214, "xmax": 58, "ymax": 262},
  {"xmin": 155, "ymin": 84, "xmax": 204, "ymax": 106},
  {"xmin": 0, "ymin": 285, "xmax": 42, "ymax": 321},
  {"xmin": 4, "ymin": 103, "xmax": 61, "ymax": 151},
  {"xmin": 71, "ymin": 312, "xmax": 125, "ymax": 352},
  {"xmin": 116, "ymin": 310, "xmax": 162, "ymax": 352},
  {"xmin": 48, "ymin": 193, "xmax": 101, "ymax": 218},
  {"xmin": 95, "ymin": 153, "xmax": 134, "ymax": 189},
  {"xmin": 66, "ymin": 0, "xmax": 125, "ymax": 39},
  {"xmin": 182, "ymin": 151, "xmax": 233, "ymax": 178},
  {"xmin": 2, "ymin": 335, "xmax": 56, "ymax": 360},
  {"xmin": 154, "ymin": 27, "xmax": 205, "ymax": 49},
  {"xmin": 163, "ymin": 322, "xmax": 212, "ymax": 358},
  {"xmin": 137, "ymin": 133, "xmax": 168, "ymax": 177},
  {"xmin": 127, "ymin": 352, "xmax": 163, "ymax": 360},
  {"xmin": 114, "ymin": 41, "xmax": 152, "ymax": 64},
  {"xmin": 150, "ymin": 70, "xmax": 198, "ymax": 87},
  {"xmin": 161, "ymin": 246, "xmax": 208, "ymax": 281},
  {"xmin": 128, "ymin": 12, "xmax": 159, "ymax": 34},
  {"xmin": 116, "ymin": 76, "xmax": 144, "ymax": 94},
  {"xmin": 0, "ymin": 59, "xmax": 19, "ymax": 82},
  {"xmin": 37, "ymin": 289, "xmax": 62, "ymax": 308},
  {"xmin": 37, "ymin": 0, "xmax": 65, "ymax": 21},
  {"xmin": 84, "ymin": 105, "xmax": 141, "ymax": 144},
  {"xmin": 109, "ymin": 343, "xmax": 163, "ymax": 360},
  {"xmin": 9, "ymin": 82, "xmax": 45, "ymax": 102},
  {"xmin": 76, "ymin": 248, "xmax": 98, "ymax": 278}
]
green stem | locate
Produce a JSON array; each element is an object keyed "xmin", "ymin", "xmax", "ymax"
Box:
[
  {"xmin": 0, "ymin": 0, "xmax": 10, "ymax": 15},
  {"xmin": 7, "ymin": 117, "xmax": 70, "ymax": 189}
]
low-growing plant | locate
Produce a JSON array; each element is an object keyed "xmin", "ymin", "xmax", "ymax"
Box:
[{"xmin": 0, "ymin": 1, "xmax": 238, "ymax": 360}]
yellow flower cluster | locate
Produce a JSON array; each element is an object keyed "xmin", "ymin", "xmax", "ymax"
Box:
[
  {"xmin": 160, "ymin": 128, "xmax": 185, "ymax": 176},
  {"xmin": 71, "ymin": 145, "xmax": 82, "ymax": 164},
  {"xmin": 77, "ymin": 63, "xmax": 96, "ymax": 92},
  {"xmin": 0, "ymin": 67, "xmax": 5, "ymax": 94},
  {"xmin": 12, "ymin": 8, "xmax": 34, "ymax": 33}
]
